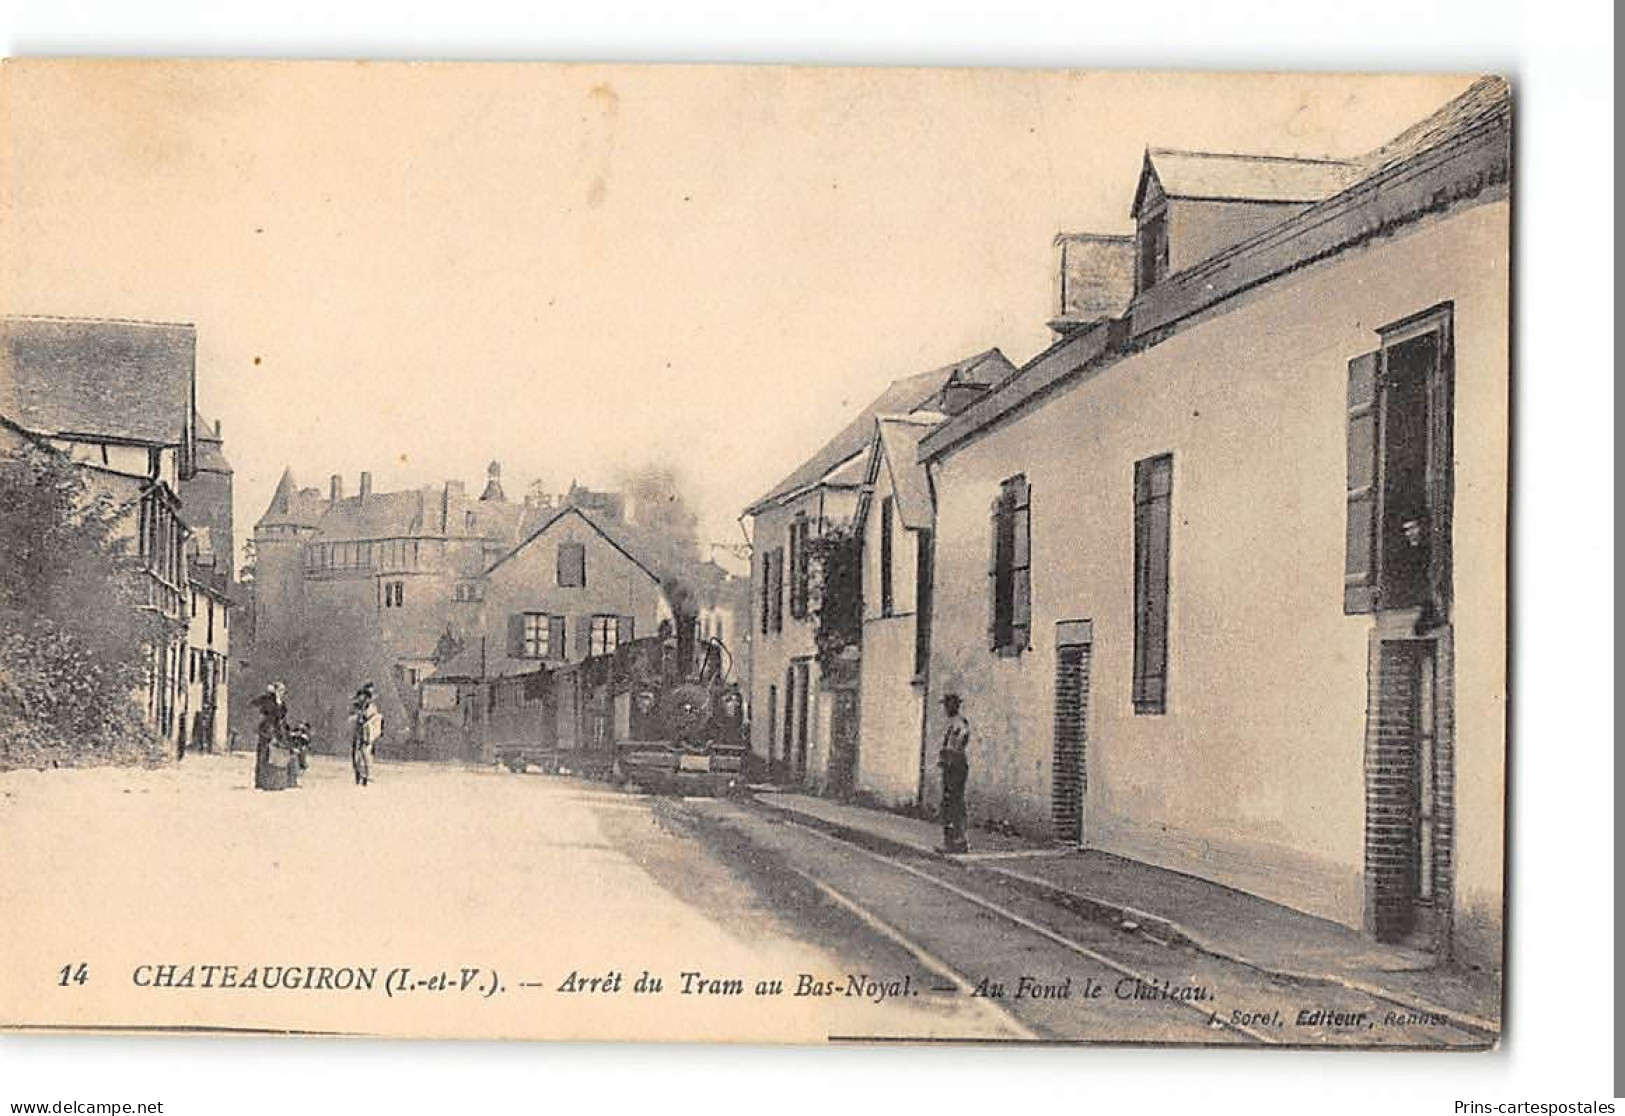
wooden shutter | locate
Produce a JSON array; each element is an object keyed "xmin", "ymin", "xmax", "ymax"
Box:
[
  {"xmin": 1133, "ymin": 456, "xmax": 1172, "ymax": 714},
  {"xmin": 759, "ymin": 551, "xmax": 770, "ymax": 635},
  {"xmin": 988, "ymin": 495, "xmax": 1004, "ymax": 650},
  {"xmin": 879, "ymin": 497, "xmax": 894, "ymax": 616},
  {"xmin": 915, "ymin": 529, "xmax": 934, "ymax": 677},
  {"xmin": 1011, "ymin": 478, "xmax": 1032, "ymax": 652},
  {"xmin": 1425, "ymin": 329, "xmax": 1454, "ymax": 617},
  {"xmin": 548, "ymin": 615, "xmax": 566, "ymax": 660},
  {"xmin": 575, "ymin": 615, "xmax": 593, "ymax": 660},
  {"xmin": 1344, "ymin": 350, "xmax": 1381, "ymax": 614},
  {"xmin": 770, "ymin": 547, "xmax": 784, "ymax": 632},
  {"xmin": 619, "ymin": 615, "xmax": 635, "ymax": 645},
  {"xmin": 507, "ymin": 614, "xmax": 525, "ymax": 659}
]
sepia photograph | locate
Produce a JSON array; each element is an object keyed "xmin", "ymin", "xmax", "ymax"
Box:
[{"xmin": 0, "ymin": 54, "xmax": 1513, "ymax": 1057}]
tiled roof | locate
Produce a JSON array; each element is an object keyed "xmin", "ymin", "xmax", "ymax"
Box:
[
  {"xmin": 193, "ymin": 413, "xmax": 232, "ymax": 475},
  {"xmin": 923, "ymin": 76, "xmax": 1511, "ymax": 463},
  {"xmin": 743, "ymin": 348, "xmax": 1014, "ymax": 515},
  {"xmin": 0, "ymin": 316, "xmax": 195, "ymax": 447},
  {"xmin": 1356, "ymin": 75, "xmax": 1510, "ymax": 177},
  {"xmin": 257, "ymin": 468, "xmax": 328, "ymax": 529},
  {"xmin": 430, "ymin": 645, "xmax": 546, "ymax": 683},
  {"xmin": 1133, "ymin": 149, "xmax": 1359, "ymax": 217}
]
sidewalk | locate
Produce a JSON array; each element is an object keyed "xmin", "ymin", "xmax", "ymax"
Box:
[{"xmin": 752, "ymin": 790, "xmax": 1501, "ymax": 1033}]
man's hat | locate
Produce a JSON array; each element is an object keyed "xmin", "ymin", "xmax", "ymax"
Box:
[{"xmin": 941, "ymin": 692, "xmax": 961, "ymax": 705}]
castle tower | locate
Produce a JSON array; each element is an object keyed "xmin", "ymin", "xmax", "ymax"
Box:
[
  {"xmin": 252, "ymin": 467, "xmax": 322, "ymax": 647},
  {"xmin": 480, "ymin": 460, "xmax": 505, "ymax": 502}
]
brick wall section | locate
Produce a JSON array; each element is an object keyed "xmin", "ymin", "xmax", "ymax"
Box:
[
  {"xmin": 1363, "ymin": 635, "xmax": 1456, "ymax": 947},
  {"xmin": 1365, "ymin": 641, "xmax": 1422, "ymax": 941},
  {"xmin": 1051, "ymin": 644, "xmax": 1090, "ymax": 844}
]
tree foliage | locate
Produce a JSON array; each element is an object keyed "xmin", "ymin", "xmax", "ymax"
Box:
[
  {"xmin": 806, "ymin": 523, "xmax": 862, "ymax": 676},
  {"xmin": 0, "ymin": 444, "xmax": 168, "ymax": 768}
]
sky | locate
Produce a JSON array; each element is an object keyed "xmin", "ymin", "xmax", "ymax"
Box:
[{"xmin": 0, "ymin": 62, "xmax": 1475, "ymax": 559}]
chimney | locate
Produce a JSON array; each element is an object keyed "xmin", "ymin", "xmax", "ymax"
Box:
[
  {"xmin": 359, "ymin": 471, "xmax": 373, "ymax": 501},
  {"xmin": 330, "ymin": 474, "xmax": 344, "ymax": 502},
  {"xmin": 214, "ymin": 419, "xmax": 222, "ymax": 438},
  {"xmin": 1049, "ymin": 232, "xmax": 1136, "ymax": 337}
]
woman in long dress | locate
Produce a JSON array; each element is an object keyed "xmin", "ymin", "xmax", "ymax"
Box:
[{"xmin": 251, "ymin": 683, "xmax": 292, "ymax": 791}]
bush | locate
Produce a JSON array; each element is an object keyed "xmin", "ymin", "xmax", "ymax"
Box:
[{"xmin": 0, "ymin": 444, "xmax": 168, "ymax": 769}]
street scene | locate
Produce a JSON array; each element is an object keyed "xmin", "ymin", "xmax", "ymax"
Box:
[
  {"xmin": 1, "ymin": 755, "xmax": 1493, "ymax": 1045},
  {"xmin": 0, "ymin": 62, "xmax": 1509, "ymax": 1047}
]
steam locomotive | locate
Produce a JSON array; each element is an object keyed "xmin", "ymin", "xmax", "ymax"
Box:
[{"xmin": 605, "ymin": 626, "xmax": 749, "ymax": 795}]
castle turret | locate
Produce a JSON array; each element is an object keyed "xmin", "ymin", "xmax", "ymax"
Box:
[{"xmin": 480, "ymin": 460, "xmax": 505, "ymax": 502}]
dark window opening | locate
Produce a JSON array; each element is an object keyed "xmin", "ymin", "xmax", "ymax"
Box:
[
  {"xmin": 1137, "ymin": 211, "xmax": 1169, "ymax": 293},
  {"xmin": 1380, "ymin": 334, "xmax": 1438, "ymax": 611},
  {"xmin": 557, "ymin": 542, "xmax": 586, "ymax": 587},
  {"xmin": 989, "ymin": 476, "xmax": 1031, "ymax": 653}
]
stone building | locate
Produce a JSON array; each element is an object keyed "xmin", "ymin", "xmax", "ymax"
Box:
[{"xmin": 249, "ymin": 461, "xmax": 538, "ymax": 751}]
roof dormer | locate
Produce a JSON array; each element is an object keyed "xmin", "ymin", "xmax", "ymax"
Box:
[{"xmin": 1130, "ymin": 148, "xmax": 1359, "ymax": 294}]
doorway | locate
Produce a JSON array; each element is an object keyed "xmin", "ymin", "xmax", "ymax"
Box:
[
  {"xmin": 1364, "ymin": 636, "xmax": 1451, "ymax": 949},
  {"xmin": 1052, "ymin": 620, "xmax": 1093, "ymax": 845},
  {"xmin": 791, "ymin": 660, "xmax": 811, "ymax": 784}
]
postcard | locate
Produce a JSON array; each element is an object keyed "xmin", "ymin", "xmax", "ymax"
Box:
[{"xmin": 0, "ymin": 60, "xmax": 1508, "ymax": 1046}]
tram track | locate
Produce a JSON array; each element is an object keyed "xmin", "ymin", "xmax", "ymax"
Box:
[{"xmin": 666, "ymin": 793, "xmax": 1496, "ymax": 1048}]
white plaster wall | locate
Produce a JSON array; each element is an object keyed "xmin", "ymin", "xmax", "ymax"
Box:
[
  {"xmin": 857, "ymin": 455, "xmax": 926, "ymax": 805},
  {"xmin": 926, "ymin": 198, "xmax": 1507, "ymax": 947}
]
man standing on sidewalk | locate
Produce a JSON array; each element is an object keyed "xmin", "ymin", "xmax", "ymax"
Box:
[{"xmin": 937, "ymin": 693, "xmax": 971, "ymax": 854}]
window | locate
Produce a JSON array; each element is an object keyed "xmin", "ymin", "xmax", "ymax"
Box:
[
  {"xmin": 590, "ymin": 614, "xmax": 634, "ymax": 657},
  {"xmin": 1137, "ymin": 210, "xmax": 1169, "ymax": 292},
  {"xmin": 879, "ymin": 496, "xmax": 895, "ymax": 617},
  {"xmin": 381, "ymin": 580, "xmax": 405, "ymax": 608},
  {"xmin": 988, "ymin": 475, "xmax": 1031, "ymax": 653},
  {"xmin": 557, "ymin": 542, "xmax": 586, "ymax": 587},
  {"xmin": 512, "ymin": 612, "xmax": 563, "ymax": 659},
  {"xmin": 1344, "ymin": 304, "xmax": 1454, "ymax": 621},
  {"xmin": 1133, "ymin": 455, "xmax": 1173, "ymax": 714},
  {"xmin": 454, "ymin": 582, "xmax": 484, "ymax": 603},
  {"xmin": 789, "ymin": 515, "xmax": 812, "ymax": 619}
]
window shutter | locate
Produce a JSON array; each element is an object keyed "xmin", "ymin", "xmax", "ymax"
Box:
[
  {"xmin": 759, "ymin": 552, "xmax": 770, "ymax": 636},
  {"xmin": 988, "ymin": 496, "xmax": 1003, "ymax": 651},
  {"xmin": 548, "ymin": 615, "xmax": 566, "ymax": 660},
  {"xmin": 575, "ymin": 615, "xmax": 593, "ymax": 659},
  {"xmin": 770, "ymin": 547, "xmax": 784, "ymax": 632},
  {"xmin": 507, "ymin": 614, "xmax": 525, "ymax": 659},
  {"xmin": 1426, "ymin": 332, "xmax": 1454, "ymax": 617},
  {"xmin": 1012, "ymin": 478, "xmax": 1031, "ymax": 651},
  {"xmin": 1344, "ymin": 350, "xmax": 1381, "ymax": 614},
  {"xmin": 619, "ymin": 615, "xmax": 635, "ymax": 644}
]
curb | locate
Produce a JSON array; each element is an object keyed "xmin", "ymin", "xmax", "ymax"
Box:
[{"xmin": 748, "ymin": 794, "xmax": 1501, "ymax": 1041}]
